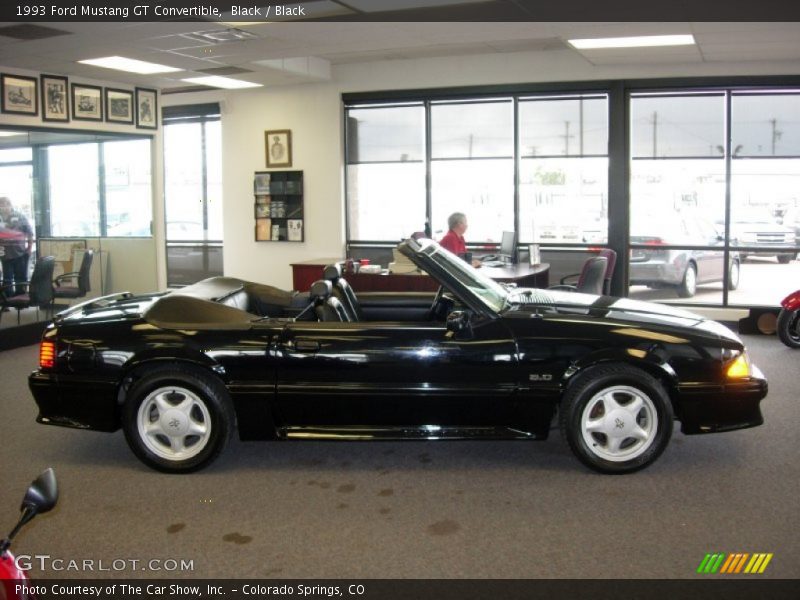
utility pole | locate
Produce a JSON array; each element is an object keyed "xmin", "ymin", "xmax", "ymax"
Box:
[
  {"xmin": 770, "ymin": 118, "xmax": 782, "ymax": 155},
  {"xmin": 652, "ymin": 111, "xmax": 658, "ymax": 157}
]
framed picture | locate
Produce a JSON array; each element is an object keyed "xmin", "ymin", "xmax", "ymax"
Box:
[
  {"xmin": 265, "ymin": 130, "xmax": 292, "ymax": 168},
  {"xmin": 40, "ymin": 75, "xmax": 69, "ymax": 121},
  {"xmin": 1, "ymin": 74, "xmax": 38, "ymax": 116},
  {"xmin": 255, "ymin": 204, "xmax": 271, "ymax": 218},
  {"xmin": 71, "ymin": 83, "xmax": 102, "ymax": 121},
  {"xmin": 105, "ymin": 88, "xmax": 134, "ymax": 124},
  {"xmin": 135, "ymin": 87, "xmax": 158, "ymax": 130}
]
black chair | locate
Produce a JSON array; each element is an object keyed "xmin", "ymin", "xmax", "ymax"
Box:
[
  {"xmin": 53, "ymin": 249, "xmax": 94, "ymax": 301},
  {"xmin": 557, "ymin": 249, "xmax": 617, "ymax": 295},
  {"xmin": 549, "ymin": 256, "xmax": 608, "ymax": 295},
  {"xmin": 0, "ymin": 256, "xmax": 56, "ymax": 325}
]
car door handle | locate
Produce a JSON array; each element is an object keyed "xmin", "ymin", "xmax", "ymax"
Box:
[{"xmin": 294, "ymin": 339, "xmax": 321, "ymax": 352}]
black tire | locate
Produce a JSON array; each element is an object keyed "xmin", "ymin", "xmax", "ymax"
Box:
[
  {"xmin": 559, "ymin": 364, "xmax": 674, "ymax": 474},
  {"xmin": 122, "ymin": 364, "xmax": 234, "ymax": 473},
  {"xmin": 777, "ymin": 308, "xmax": 800, "ymax": 348},
  {"xmin": 677, "ymin": 263, "xmax": 697, "ymax": 298},
  {"xmin": 777, "ymin": 254, "xmax": 795, "ymax": 264},
  {"xmin": 727, "ymin": 260, "xmax": 740, "ymax": 291}
]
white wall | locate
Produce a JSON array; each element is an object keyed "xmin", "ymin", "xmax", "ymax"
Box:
[{"xmin": 208, "ymin": 47, "xmax": 800, "ymax": 290}]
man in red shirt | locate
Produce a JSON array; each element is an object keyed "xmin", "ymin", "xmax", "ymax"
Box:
[{"xmin": 439, "ymin": 212, "xmax": 480, "ymax": 267}]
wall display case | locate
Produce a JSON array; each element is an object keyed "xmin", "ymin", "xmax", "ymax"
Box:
[{"xmin": 254, "ymin": 170, "xmax": 304, "ymax": 242}]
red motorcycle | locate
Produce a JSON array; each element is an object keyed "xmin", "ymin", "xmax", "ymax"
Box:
[
  {"xmin": 0, "ymin": 470, "xmax": 58, "ymax": 598},
  {"xmin": 778, "ymin": 290, "xmax": 800, "ymax": 348}
]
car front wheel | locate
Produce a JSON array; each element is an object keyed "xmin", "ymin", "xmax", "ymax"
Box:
[
  {"xmin": 122, "ymin": 365, "xmax": 234, "ymax": 473},
  {"xmin": 777, "ymin": 253, "xmax": 795, "ymax": 264},
  {"xmin": 677, "ymin": 263, "xmax": 697, "ymax": 298},
  {"xmin": 560, "ymin": 364, "xmax": 674, "ymax": 474}
]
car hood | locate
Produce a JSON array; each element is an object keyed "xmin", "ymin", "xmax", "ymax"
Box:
[{"xmin": 505, "ymin": 288, "xmax": 741, "ymax": 344}]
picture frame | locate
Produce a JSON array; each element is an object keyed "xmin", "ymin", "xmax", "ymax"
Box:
[
  {"xmin": 40, "ymin": 74, "xmax": 69, "ymax": 122},
  {"xmin": 1, "ymin": 74, "xmax": 38, "ymax": 116},
  {"xmin": 71, "ymin": 83, "xmax": 103, "ymax": 121},
  {"xmin": 265, "ymin": 130, "xmax": 292, "ymax": 168},
  {"xmin": 105, "ymin": 88, "xmax": 134, "ymax": 124},
  {"xmin": 255, "ymin": 204, "xmax": 271, "ymax": 219},
  {"xmin": 135, "ymin": 87, "xmax": 158, "ymax": 130}
]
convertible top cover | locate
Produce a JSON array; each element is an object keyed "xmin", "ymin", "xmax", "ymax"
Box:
[{"xmin": 144, "ymin": 276, "xmax": 298, "ymax": 329}]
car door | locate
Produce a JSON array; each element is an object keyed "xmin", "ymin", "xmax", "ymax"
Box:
[
  {"xmin": 694, "ymin": 218, "xmax": 725, "ymax": 282},
  {"xmin": 272, "ymin": 316, "xmax": 519, "ymax": 429}
]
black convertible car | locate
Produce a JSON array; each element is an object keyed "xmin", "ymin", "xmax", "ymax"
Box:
[{"xmin": 29, "ymin": 238, "xmax": 767, "ymax": 474}]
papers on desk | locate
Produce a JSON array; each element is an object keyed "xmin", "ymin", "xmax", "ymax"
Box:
[
  {"xmin": 388, "ymin": 248, "xmax": 421, "ymax": 274},
  {"xmin": 482, "ymin": 260, "xmax": 506, "ymax": 268}
]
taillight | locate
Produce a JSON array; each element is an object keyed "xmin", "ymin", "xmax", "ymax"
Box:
[{"xmin": 39, "ymin": 341, "xmax": 56, "ymax": 369}]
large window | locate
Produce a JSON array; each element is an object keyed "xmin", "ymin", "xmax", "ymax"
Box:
[
  {"xmin": 346, "ymin": 105, "xmax": 425, "ymax": 241},
  {"xmin": 163, "ymin": 104, "xmax": 223, "ymax": 286},
  {"xmin": 47, "ymin": 138, "xmax": 152, "ymax": 238},
  {"xmin": 629, "ymin": 90, "xmax": 800, "ymax": 306},
  {"xmin": 519, "ymin": 95, "xmax": 608, "ymax": 244},
  {"xmin": 345, "ymin": 93, "xmax": 609, "ymax": 247},
  {"xmin": 431, "ymin": 99, "xmax": 514, "ymax": 242}
]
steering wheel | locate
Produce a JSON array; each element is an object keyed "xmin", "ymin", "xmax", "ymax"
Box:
[
  {"xmin": 429, "ymin": 286, "xmax": 457, "ymax": 321},
  {"xmin": 428, "ymin": 286, "xmax": 445, "ymax": 320}
]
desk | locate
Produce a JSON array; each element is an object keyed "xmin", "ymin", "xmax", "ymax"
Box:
[{"xmin": 291, "ymin": 258, "xmax": 549, "ymax": 292}]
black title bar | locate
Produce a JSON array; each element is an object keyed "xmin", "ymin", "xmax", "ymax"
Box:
[{"xmin": 2, "ymin": 0, "xmax": 800, "ymax": 22}]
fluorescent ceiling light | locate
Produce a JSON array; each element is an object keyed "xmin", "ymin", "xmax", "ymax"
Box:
[
  {"xmin": 568, "ymin": 34, "xmax": 695, "ymax": 50},
  {"xmin": 182, "ymin": 76, "xmax": 262, "ymax": 89},
  {"xmin": 79, "ymin": 56, "xmax": 181, "ymax": 74},
  {"xmin": 0, "ymin": 131, "xmax": 23, "ymax": 137}
]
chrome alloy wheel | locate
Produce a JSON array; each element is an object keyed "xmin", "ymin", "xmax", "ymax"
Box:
[
  {"xmin": 580, "ymin": 385, "xmax": 659, "ymax": 462},
  {"xmin": 137, "ymin": 386, "xmax": 212, "ymax": 461}
]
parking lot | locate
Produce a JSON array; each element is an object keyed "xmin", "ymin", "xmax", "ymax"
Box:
[{"xmin": 629, "ymin": 256, "xmax": 800, "ymax": 307}]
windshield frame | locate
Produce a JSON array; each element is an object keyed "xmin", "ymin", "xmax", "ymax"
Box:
[{"xmin": 401, "ymin": 238, "xmax": 510, "ymax": 314}]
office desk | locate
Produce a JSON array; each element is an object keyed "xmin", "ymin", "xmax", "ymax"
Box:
[{"xmin": 291, "ymin": 258, "xmax": 549, "ymax": 292}]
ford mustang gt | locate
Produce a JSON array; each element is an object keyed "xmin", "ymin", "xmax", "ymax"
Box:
[{"xmin": 29, "ymin": 238, "xmax": 767, "ymax": 474}]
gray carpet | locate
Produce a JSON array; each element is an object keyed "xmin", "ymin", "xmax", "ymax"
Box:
[{"xmin": 0, "ymin": 334, "xmax": 798, "ymax": 580}]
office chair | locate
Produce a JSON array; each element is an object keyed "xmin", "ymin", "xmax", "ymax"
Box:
[
  {"xmin": 53, "ymin": 249, "xmax": 94, "ymax": 301},
  {"xmin": 0, "ymin": 256, "xmax": 56, "ymax": 325},
  {"xmin": 556, "ymin": 249, "xmax": 617, "ymax": 295},
  {"xmin": 549, "ymin": 256, "xmax": 608, "ymax": 295}
]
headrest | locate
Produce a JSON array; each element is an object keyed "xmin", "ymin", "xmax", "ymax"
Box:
[
  {"xmin": 323, "ymin": 264, "xmax": 342, "ymax": 281},
  {"xmin": 310, "ymin": 280, "xmax": 332, "ymax": 299}
]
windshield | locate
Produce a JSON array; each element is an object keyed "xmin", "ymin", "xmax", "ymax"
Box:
[{"xmin": 416, "ymin": 240, "xmax": 509, "ymax": 313}]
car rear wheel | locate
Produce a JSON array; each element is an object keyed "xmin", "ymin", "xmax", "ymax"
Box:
[
  {"xmin": 727, "ymin": 260, "xmax": 740, "ymax": 291},
  {"xmin": 122, "ymin": 365, "xmax": 234, "ymax": 473},
  {"xmin": 777, "ymin": 253, "xmax": 795, "ymax": 264},
  {"xmin": 560, "ymin": 364, "xmax": 673, "ymax": 474},
  {"xmin": 677, "ymin": 263, "xmax": 697, "ymax": 298}
]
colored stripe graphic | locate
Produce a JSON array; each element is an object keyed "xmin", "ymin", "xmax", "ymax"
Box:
[{"xmin": 699, "ymin": 552, "xmax": 773, "ymax": 574}]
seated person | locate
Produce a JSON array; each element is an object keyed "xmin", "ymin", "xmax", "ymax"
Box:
[{"xmin": 439, "ymin": 212, "xmax": 481, "ymax": 268}]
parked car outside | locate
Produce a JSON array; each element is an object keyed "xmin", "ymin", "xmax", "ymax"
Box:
[
  {"xmin": 630, "ymin": 211, "xmax": 740, "ymax": 298},
  {"xmin": 727, "ymin": 207, "xmax": 797, "ymax": 264},
  {"xmin": 29, "ymin": 238, "xmax": 767, "ymax": 475}
]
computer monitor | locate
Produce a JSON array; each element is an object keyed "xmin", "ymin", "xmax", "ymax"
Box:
[{"xmin": 499, "ymin": 230, "xmax": 518, "ymax": 264}]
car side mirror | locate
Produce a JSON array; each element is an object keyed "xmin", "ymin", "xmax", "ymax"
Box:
[{"xmin": 446, "ymin": 310, "xmax": 472, "ymax": 338}]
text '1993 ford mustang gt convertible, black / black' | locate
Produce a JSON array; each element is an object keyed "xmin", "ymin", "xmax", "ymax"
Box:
[{"xmin": 29, "ymin": 238, "xmax": 767, "ymax": 474}]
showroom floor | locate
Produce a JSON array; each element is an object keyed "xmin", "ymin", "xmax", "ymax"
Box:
[{"xmin": 1, "ymin": 334, "xmax": 798, "ymax": 579}]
